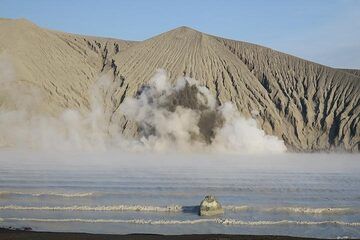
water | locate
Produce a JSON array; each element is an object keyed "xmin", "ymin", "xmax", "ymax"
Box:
[{"xmin": 0, "ymin": 150, "xmax": 359, "ymax": 239}]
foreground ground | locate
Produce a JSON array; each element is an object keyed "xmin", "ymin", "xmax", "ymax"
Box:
[{"xmin": 0, "ymin": 228, "xmax": 336, "ymax": 240}]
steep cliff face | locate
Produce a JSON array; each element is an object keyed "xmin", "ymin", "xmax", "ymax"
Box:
[
  {"xmin": 0, "ymin": 20, "xmax": 359, "ymax": 151},
  {"xmin": 217, "ymin": 38, "xmax": 360, "ymax": 151}
]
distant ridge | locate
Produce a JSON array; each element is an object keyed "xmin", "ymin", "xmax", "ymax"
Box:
[
  {"xmin": 0, "ymin": 19, "xmax": 359, "ymax": 151},
  {"xmin": 340, "ymin": 69, "xmax": 360, "ymax": 77}
]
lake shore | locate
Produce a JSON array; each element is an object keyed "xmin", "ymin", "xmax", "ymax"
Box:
[{"xmin": 0, "ymin": 227, "xmax": 330, "ymax": 240}]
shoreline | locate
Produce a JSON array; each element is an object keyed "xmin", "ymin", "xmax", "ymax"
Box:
[{"xmin": 0, "ymin": 227, "xmax": 336, "ymax": 240}]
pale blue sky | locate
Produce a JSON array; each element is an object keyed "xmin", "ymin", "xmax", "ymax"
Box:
[{"xmin": 1, "ymin": 0, "xmax": 359, "ymax": 68}]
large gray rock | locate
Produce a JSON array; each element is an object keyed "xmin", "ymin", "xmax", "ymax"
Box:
[{"xmin": 199, "ymin": 195, "xmax": 224, "ymax": 216}]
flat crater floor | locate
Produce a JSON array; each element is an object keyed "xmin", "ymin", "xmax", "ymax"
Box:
[{"xmin": 0, "ymin": 151, "xmax": 359, "ymax": 239}]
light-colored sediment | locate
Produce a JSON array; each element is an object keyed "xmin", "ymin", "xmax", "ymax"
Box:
[{"xmin": 0, "ymin": 19, "xmax": 359, "ymax": 151}]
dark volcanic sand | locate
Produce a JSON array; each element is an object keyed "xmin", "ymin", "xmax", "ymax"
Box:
[{"xmin": 0, "ymin": 228, "xmax": 334, "ymax": 240}]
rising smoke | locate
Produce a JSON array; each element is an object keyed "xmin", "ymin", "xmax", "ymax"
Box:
[
  {"xmin": 120, "ymin": 69, "xmax": 286, "ymax": 153},
  {"xmin": 0, "ymin": 55, "xmax": 285, "ymax": 153}
]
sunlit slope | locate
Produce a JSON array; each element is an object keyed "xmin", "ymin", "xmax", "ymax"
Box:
[
  {"xmin": 0, "ymin": 19, "xmax": 359, "ymax": 151},
  {"xmin": 341, "ymin": 69, "xmax": 360, "ymax": 77},
  {"xmin": 217, "ymin": 37, "xmax": 360, "ymax": 151},
  {"xmin": 103, "ymin": 27, "xmax": 359, "ymax": 151},
  {"xmin": 0, "ymin": 18, "xmax": 135, "ymax": 114}
]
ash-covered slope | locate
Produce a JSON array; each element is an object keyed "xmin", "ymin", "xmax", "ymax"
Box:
[
  {"xmin": 0, "ymin": 18, "xmax": 135, "ymax": 114},
  {"xmin": 341, "ymin": 69, "xmax": 360, "ymax": 77},
  {"xmin": 0, "ymin": 20, "xmax": 359, "ymax": 151},
  {"xmin": 216, "ymin": 37, "xmax": 360, "ymax": 151},
  {"xmin": 104, "ymin": 27, "xmax": 360, "ymax": 151}
]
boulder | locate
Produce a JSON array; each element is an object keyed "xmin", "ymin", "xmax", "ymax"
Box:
[{"xmin": 199, "ymin": 195, "xmax": 224, "ymax": 216}]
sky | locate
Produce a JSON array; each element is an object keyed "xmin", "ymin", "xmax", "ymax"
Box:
[{"xmin": 1, "ymin": 0, "xmax": 359, "ymax": 69}]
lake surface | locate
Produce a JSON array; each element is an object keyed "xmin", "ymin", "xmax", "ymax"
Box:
[{"xmin": 0, "ymin": 151, "xmax": 359, "ymax": 239}]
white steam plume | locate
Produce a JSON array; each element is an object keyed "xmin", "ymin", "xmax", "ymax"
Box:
[
  {"xmin": 120, "ymin": 69, "xmax": 286, "ymax": 153},
  {"xmin": 0, "ymin": 56, "xmax": 286, "ymax": 153}
]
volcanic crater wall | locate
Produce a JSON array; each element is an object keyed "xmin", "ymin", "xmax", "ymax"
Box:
[{"xmin": 0, "ymin": 19, "xmax": 359, "ymax": 151}]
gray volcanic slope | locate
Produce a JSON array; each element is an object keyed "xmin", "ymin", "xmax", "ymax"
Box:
[
  {"xmin": 0, "ymin": 19, "xmax": 359, "ymax": 151},
  {"xmin": 341, "ymin": 69, "xmax": 360, "ymax": 78}
]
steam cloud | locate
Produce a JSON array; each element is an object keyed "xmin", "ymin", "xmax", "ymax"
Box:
[
  {"xmin": 0, "ymin": 54, "xmax": 286, "ymax": 153},
  {"xmin": 121, "ymin": 69, "xmax": 286, "ymax": 153}
]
